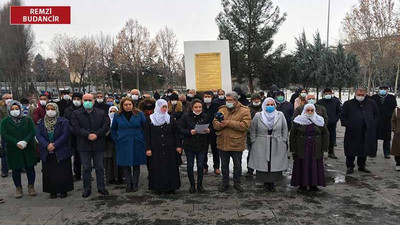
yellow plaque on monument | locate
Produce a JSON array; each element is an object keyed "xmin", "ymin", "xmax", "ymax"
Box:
[{"xmin": 194, "ymin": 53, "xmax": 222, "ymax": 91}]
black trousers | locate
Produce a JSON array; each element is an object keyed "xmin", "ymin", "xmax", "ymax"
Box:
[
  {"xmin": 327, "ymin": 123, "xmax": 337, "ymax": 154},
  {"xmin": 72, "ymin": 146, "xmax": 81, "ymax": 178},
  {"xmin": 346, "ymin": 156, "xmax": 367, "ymax": 169},
  {"xmin": 124, "ymin": 166, "xmax": 140, "ymax": 188},
  {"xmin": 204, "ymin": 131, "xmax": 220, "ymax": 170},
  {"xmin": 220, "ymin": 150, "xmax": 242, "ymax": 185},
  {"xmin": 395, "ymin": 156, "xmax": 400, "ymax": 166}
]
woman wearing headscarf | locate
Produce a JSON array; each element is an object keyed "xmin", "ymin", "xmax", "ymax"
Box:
[
  {"xmin": 111, "ymin": 98, "xmax": 147, "ymax": 192},
  {"xmin": 36, "ymin": 103, "xmax": 74, "ymax": 198},
  {"xmin": 290, "ymin": 104, "xmax": 329, "ymax": 193},
  {"xmin": 105, "ymin": 106, "xmax": 123, "ymax": 184},
  {"xmin": 248, "ymin": 98, "xmax": 289, "ymax": 192},
  {"xmin": 144, "ymin": 99, "xmax": 182, "ymax": 194},
  {"xmin": 1, "ymin": 101, "xmax": 37, "ymax": 198}
]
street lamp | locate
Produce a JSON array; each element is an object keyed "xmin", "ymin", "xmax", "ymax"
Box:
[{"xmin": 327, "ymin": 0, "xmax": 331, "ymax": 48}]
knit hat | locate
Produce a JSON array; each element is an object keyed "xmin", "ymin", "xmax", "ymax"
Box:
[{"xmin": 251, "ymin": 93, "xmax": 261, "ymax": 100}]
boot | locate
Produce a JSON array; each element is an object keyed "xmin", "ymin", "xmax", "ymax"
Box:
[
  {"xmin": 15, "ymin": 186, "xmax": 23, "ymax": 198},
  {"xmin": 197, "ymin": 181, "xmax": 205, "ymax": 194},
  {"xmin": 28, "ymin": 185, "xmax": 37, "ymax": 196},
  {"xmin": 189, "ymin": 183, "xmax": 196, "ymax": 194},
  {"xmin": 268, "ymin": 183, "xmax": 276, "ymax": 192},
  {"xmin": 263, "ymin": 183, "xmax": 270, "ymax": 191}
]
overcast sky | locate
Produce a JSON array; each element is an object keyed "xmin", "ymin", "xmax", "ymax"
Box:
[{"xmin": 9, "ymin": 0, "xmax": 358, "ymax": 57}]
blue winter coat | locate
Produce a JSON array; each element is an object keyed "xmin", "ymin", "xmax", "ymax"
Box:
[
  {"xmin": 36, "ymin": 117, "xmax": 72, "ymax": 162},
  {"xmin": 110, "ymin": 112, "xmax": 147, "ymax": 166}
]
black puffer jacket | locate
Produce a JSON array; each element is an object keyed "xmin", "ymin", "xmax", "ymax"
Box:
[{"xmin": 179, "ymin": 111, "xmax": 209, "ymax": 151}]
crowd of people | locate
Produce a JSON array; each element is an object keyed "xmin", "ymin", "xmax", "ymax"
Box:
[{"xmin": 0, "ymin": 85, "xmax": 398, "ymax": 203}]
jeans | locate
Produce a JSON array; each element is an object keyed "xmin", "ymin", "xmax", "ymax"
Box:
[
  {"xmin": 186, "ymin": 149, "xmax": 206, "ymax": 184},
  {"xmin": 219, "ymin": 150, "xmax": 243, "ymax": 185},
  {"xmin": 79, "ymin": 151, "xmax": 105, "ymax": 192},
  {"xmin": 204, "ymin": 132, "xmax": 220, "ymax": 170},
  {"xmin": 124, "ymin": 166, "xmax": 140, "ymax": 188},
  {"xmin": 73, "ymin": 146, "xmax": 81, "ymax": 178},
  {"xmin": 12, "ymin": 166, "xmax": 35, "ymax": 187},
  {"xmin": 383, "ymin": 140, "xmax": 391, "ymax": 157},
  {"xmin": 246, "ymin": 144, "xmax": 254, "ymax": 174},
  {"xmin": 346, "ymin": 156, "xmax": 367, "ymax": 169},
  {"xmin": 327, "ymin": 123, "xmax": 337, "ymax": 154}
]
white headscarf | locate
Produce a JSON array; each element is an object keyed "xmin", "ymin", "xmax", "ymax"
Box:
[
  {"xmin": 150, "ymin": 99, "xmax": 170, "ymax": 126},
  {"xmin": 108, "ymin": 106, "xmax": 118, "ymax": 127},
  {"xmin": 293, "ymin": 104, "xmax": 324, "ymax": 127},
  {"xmin": 261, "ymin": 97, "xmax": 276, "ymax": 130}
]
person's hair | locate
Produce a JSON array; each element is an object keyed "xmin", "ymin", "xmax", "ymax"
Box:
[
  {"xmin": 191, "ymin": 99, "xmax": 203, "ymax": 109},
  {"xmin": 259, "ymin": 91, "xmax": 265, "ymax": 96},
  {"xmin": 355, "ymin": 87, "xmax": 367, "ymax": 93},
  {"xmin": 203, "ymin": 91, "xmax": 213, "ymax": 97},
  {"xmin": 218, "ymin": 89, "xmax": 225, "ymax": 94},
  {"xmin": 96, "ymin": 92, "xmax": 103, "ymax": 96},
  {"xmin": 226, "ymin": 91, "xmax": 239, "ymax": 100},
  {"xmin": 276, "ymin": 91, "xmax": 284, "ymax": 97},
  {"xmin": 323, "ymin": 88, "xmax": 332, "ymax": 93},
  {"xmin": 20, "ymin": 98, "xmax": 29, "ymax": 104},
  {"xmin": 118, "ymin": 98, "xmax": 141, "ymax": 115}
]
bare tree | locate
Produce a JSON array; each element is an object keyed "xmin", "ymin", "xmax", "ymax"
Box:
[{"xmin": 155, "ymin": 26, "xmax": 179, "ymax": 87}]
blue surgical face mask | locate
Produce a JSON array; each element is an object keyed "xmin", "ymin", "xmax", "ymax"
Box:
[
  {"xmin": 308, "ymin": 99, "xmax": 316, "ymax": 105},
  {"xmin": 266, "ymin": 106, "xmax": 275, "ymax": 113},
  {"xmin": 379, "ymin": 90, "xmax": 387, "ymax": 96},
  {"xmin": 107, "ymin": 102, "xmax": 113, "ymax": 106},
  {"xmin": 226, "ymin": 102, "xmax": 234, "ymax": 109}
]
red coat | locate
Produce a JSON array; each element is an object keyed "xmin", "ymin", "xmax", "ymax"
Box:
[{"xmin": 33, "ymin": 103, "xmax": 46, "ymax": 124}]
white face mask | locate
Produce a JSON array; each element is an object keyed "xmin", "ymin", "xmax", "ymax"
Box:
[
  {"xmin": 109, "ymin": 112, "xmax": 115, "ymax": 118},
  {"xmin": 193, "ymin": 111, "xmax": 201, "ymax": 116},
  {"xmin": 226, "ymin": 102, "xmax": 234, "ymax": 109},
  {"xmin": 40, "ymin": 100, "xmax": 47, "ymax": 106},
  {"xmin": 356, "ymin": 96, "xmax": 365, "ymax": 102},
  {"xmin": 127, "ymin": 94, "xmax": 132, "ymax": 98},
  {"xmin": 204, "ymin": 98, "xmax": 212, "ymax": 104},
  {"xmin": 73, "ymin": 100, "xmax": 81, "ymax": 107},
  {"xmin": 10, "ymin": 110, "xmax": 20, "ymax": 117},
  {"xmin": 305, "ymin": 113, "xmax": 313, "ymax": 118},
  {"xmin": 307, "ymin": 99, "xmax": 316, "ymax": 105},
  {"xmin": 187, "ymin": 94, "xmax": 194, "ymax": 98},
  {"xmin": 132, "ymin": 95, "xmax": 139, "ymax": 101},
  {"xmin": 213, "ymin": 92, "xmax": 218, "ymax": 96},
  {"xmin": 96, "ymin": 98, "xmax": 104, "ymax": 103},
  {"xmin": 253, "ymin": 102, "xmax": 261, "ymax": 106},
  {"xmin": 46, "ymin": 110, "xmax": 57, "ymax": 118},
  {"xmin": 63, "ymin": 95, "xmax": 71, "ymax": 100},
  {"xmin": 5, "ymin": 99, "xmax": 13, "ymax": 105},
  {"xmin": 171, "ymin": 100, "xmax": 178, "ymax": 105},
  {"xmin": 300, "ymin": 93, "xmax": 307, "ymax": 98},
  {"xmin": 167, "ymin": 93, "xmax": 172, "ymax": 96},
  {"xmin": 218, "ymin": 95, "xmax": 225, "ymax": 100}
]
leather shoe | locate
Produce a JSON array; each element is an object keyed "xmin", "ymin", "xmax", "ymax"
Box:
[
  {"xmin": 346, "ymin": 168, "xmax": 354, "ymax": 174},
  {"xmin": 189, "ymin": 185, "xmax": 195, "ymax": 194},
  {"xmin": 197, "ymin": 184, "xmax": 205, "ymax": 193},
  {"xmin": 1, "ymin": 172, "xmax": 8, "ymax": 178},
  {"xmin": 60, "ymin": 193, "xmax": 67, "ymax": 198},
  {"xmin": 82, "ymin": 190, "xmax": 91, "ymax": 198},
  {"xmin": 98, "ymin": 189, "xmax": 109, "ymax": 196},
  {"xmin": 358, "ymin": 167, "xmax": 371, "ymax": 173},
  {"xmin": 328, "ymin": 154, "xmax": 338, "ymax": 159}
]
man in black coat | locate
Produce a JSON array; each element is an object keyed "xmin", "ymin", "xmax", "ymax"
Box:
[
  {"xmin": 341, "ymin": 88, "xmax": 379, "ymax": 174},
  {"xmin": 64, "ymin": 93, "xmax": 83, "ymax": 181},
  {"xmin": 317, "ymin": 88, "xmax": 342, "ymax": 159},
  {"xmin": 275, "ymin": 91, "xmax": 294, "ymax": 130},
  {"xmin": 267, "ymin": 84, "xmax": 279, "ymax": 99},
  {"xmin": 371, "ymin": 85, "xmax": 398, "ymax": 159},
  {"xmin": 71, "ymin": 94, "xmax": 110, "ymax": 198},
  {"xmin": 57, "ymin": 90, "xmax": 72, "ymax": 117},
  {"xmin": 202, "ymin": 91, "xmax": 221, "ymax": 175},
  {"xmin": 233, "ymin": 87, "xmax": 250, "ymax": 106},
  {"xmin": 94, "ymin": 92, "xmax": 110, "ymax": 114}
]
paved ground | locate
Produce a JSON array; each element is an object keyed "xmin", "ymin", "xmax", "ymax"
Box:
[{"xmin": 1, "ymin": 126, "xmax": 400, "ymax": 225}]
